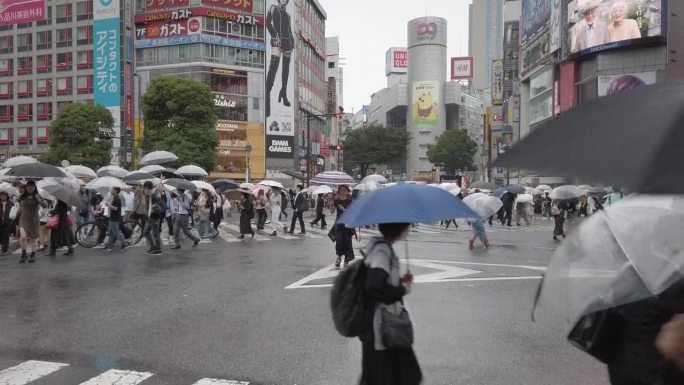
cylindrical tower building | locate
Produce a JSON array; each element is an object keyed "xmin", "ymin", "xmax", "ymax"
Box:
[{"xmin": 406, "ymin": 17, "xmax": 447, "ymax": 176}]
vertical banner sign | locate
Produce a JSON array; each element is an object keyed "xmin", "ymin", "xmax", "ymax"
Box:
[
  {"xmin": 265, "ymin": 0, "xmax": 295, "ymax": 160},
  {"xmin": 491, "ymin": 59, "xmax": 504, "ymax": 105},
  {"xmin": 411, "ymin": 81, "xmax": 439, "ymax": 125},
  {"xmin": 94, "ymin": 0, "xmax": 121, "ymax": 165}
]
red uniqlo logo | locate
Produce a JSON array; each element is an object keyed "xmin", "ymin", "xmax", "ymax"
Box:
[{"xmin": 393, "ymin": 51, "xmax": 407, "ymax": 68}]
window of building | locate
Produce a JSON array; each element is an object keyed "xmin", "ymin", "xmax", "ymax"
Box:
[
  {"xmin": 76, "ymin": 75, "xmax": 92, "ymax": 94},
  {"xmin": 76, "ymin": 1, "xmax": 92, "ymax": 20},
  {"xmin": 36, "ymin": 126, "xmax": 49, "ymax": 143},
  {"xmin": 56, "ymin": 77, "xmax": 71, "ymax": 95},
  {"xmin": 328, "ymin": 62, "xmax": 334, "ymax": 69},
  {"xmin": 17, "ymin": 127, "xmax": 32, "ymax": 144},
  {"xmin": 0, "ymin": 59, "xmax": 11, "ymax": 76},
  {"xmin": 37, "ymin": 6, "xmax": 52, "ymax": 26},
  {"xmin": 37, "ymin": 102, "xmax": 52, "ymax": 120},
  {"xmin": 77, "ymin": 50, "xmax": 92, "ymax": 69},
  {"xmin": 56, "ymin": 28, "xmax": 71, "ymax": 48},
  {"xmin": 0, "ymin": 36, "xmax": 12, "ymax": 54},
  {"xmin": 37, "ymin": 79, "xmax": 51, "ymax": 96},
  {"xmin": 0, "ymin": 127, "xmax": 11, "ymax": 144},
  {"xmin": 17, "ymin": 33, "xmax": 32, "ymax": 52},
  {"xmin": 37, "ymin": 30, "xmax": 51, "ymax": 49},
  {"xmin": 0, "ymin": 105, "xmax": 13, "ymax": 122},
  {"xmin": 17, "ymin": 103, "xmax": 32, "ymax": 121},
  {"xmin": 529, "ymin": 68, "xmax": 553, "ymax": 125},
  {"xmin": 56, "ymin": 3, "xmax": 72, "ymax": 23},
  {"xmin": 36, "ymin": 54, "xmax": 51, "ymax": 73},
  {"xmin": 77, "ymin": 25, "xmax": 92, "ymax": 45},
  {"xmin": 0, "ymin": 82, "xmax": 11, "ymax": 99},
  {"xmin": 17, "ymin": 57, "xmax": 31, "ymax": 75},
  {"xmin": 17, "ymin": 80, "xmax": 32, "ymax": 98},
  {"xmin": 57, "ymin": 52, "xmax": 71, "ymax": 71}
]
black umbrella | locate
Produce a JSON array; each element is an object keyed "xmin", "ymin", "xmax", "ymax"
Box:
[
  {"xmin": 496, "ymin": 82, "xmax": 684, "ymax": 194},
  {"xmin": 212, "ymin": 179, "xmax": 239, "ymax": 191},
  {"xmin": 280, "ymin": 170, "xmax": 306, "ymax": 180},
  {"xmin": 164, "ymin": 178, "xmax": 195, "ymax": 191},
  {"xmin": 9, "ymin": 163, "xmax": 66, "ymax": 178}
]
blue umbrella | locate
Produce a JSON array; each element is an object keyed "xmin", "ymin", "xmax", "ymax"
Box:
[
  {"xmin": 505, "ymin": 184, "xmax": 526, "ymax": 194},
  {"xmin": 338, "ymin": 184, "xmax": 479, "ymax": 227},
  {"xmin": 212, "ymin": 179, "xmax": 239, "ymax": 191},
  {"xmin": 492, "ymin": 187, "xmax": 507, "ymax": 198}
]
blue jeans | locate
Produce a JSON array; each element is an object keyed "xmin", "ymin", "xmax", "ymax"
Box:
[
  {"xmin": 144, "ymin": 217, "xmax": 162, "ymax": 252},
  {"xmin": 198, "ymin": 218, "xmax": 211, "ymax": 238},
  {"xmin": 105, "ymin": 220, "xmax": 126, "ymax": 248}
]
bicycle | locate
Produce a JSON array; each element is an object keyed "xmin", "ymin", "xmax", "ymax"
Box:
[{"xmin": 75, "ymin": 215, "xmax": 144, "ymax": 248}]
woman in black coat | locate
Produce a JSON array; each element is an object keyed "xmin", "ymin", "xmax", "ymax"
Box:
[
  {"xmin": 46, "ymin": 200, "xmax": 75, "ymax": 256},
  {"xmin": 238, "ymin": 193, "xmax": 255, "ymax": 240}
]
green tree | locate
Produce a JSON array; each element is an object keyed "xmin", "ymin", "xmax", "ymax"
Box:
[
  {"xmin": 342, "ymin": 124, "xmax": 410, "ymax": 178},
  {"xmin": 426, "ymin": 129, "xmax": 478, "ymax": 174},
  {"xmin": 40, "ymin": 103, "xmax": 113, "ymax": 169},
  {"xmin": 142, "ymin": 76, "xmax": 219, "ymax": 172}
]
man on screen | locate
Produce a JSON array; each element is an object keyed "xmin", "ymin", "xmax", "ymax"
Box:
[
  {"xmin": 608, "ymin": 0, "xmax": 642, "ymax": 43},
  {"xmin": 573, "ymin": 0, "xmax": 609, "ymax": 52}
]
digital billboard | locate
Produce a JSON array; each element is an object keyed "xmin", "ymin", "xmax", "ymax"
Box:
[
  {"xmin": 597, "ymin": 71, "xmax": 656, "ymax": 96},
  {"xmin": 265, "ymin": 0, "xmax": 295, "ymax": 160},
  {"xmin": 568, "ymin": 0, "xmax": 664, "ymax": 56},
  {"xmin": 522, "ymin": 0, "xmax": 553, "ymax": 44}
]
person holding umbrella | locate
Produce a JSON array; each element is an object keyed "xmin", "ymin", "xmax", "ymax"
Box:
[
  {"xmin": 331, "ymin": 185, "xmax": 354, "ymax": 268},
  {"xmin": 17, "ymin": 180, "xmax": 43, "ymax": 263},
  {"xmin": 552, "ymin": 199, "xmax": 567, "ymax": 241},
  {"xmin": 102, "ymin": 187, "xmax": 126, "ymax": 252},
  {"xmin": 238, "ymin": 192, "xmax": 255, "ymax": 239},
  {"xmin": 142, "ymin": 181, "xmax": 164, "ymax": 255},
  {"xmin": 287, "ymin": 186, "xmax": 307, "ymax": 235},
  {"xmin": 267, "ymin": 186, "xmax": 285, "ymax": 236},
  {"xmin": 500, "ymin": 192, "xmax": 516, "ymax": 226},
  {"xmin": 255, "ymin": 189, "xmax": 268, "ymax": 231},
  {"xmin": 171, "ymin": 189, "xmax": 200, "ymax": 249}
]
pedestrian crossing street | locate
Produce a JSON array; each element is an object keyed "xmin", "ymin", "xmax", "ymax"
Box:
[{"xmin": 0, "ymin": 360, "xmax": 250, "ymax": 385}]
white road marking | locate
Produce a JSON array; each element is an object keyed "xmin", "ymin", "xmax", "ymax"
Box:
[
  {"xmin": 408, "ymin": 260, "xmax": 482, "ymax": 282},
  {"xmin": 0, "ymin": 360, "xmax": 68, "ymax": 384},
  {"xmin": 78, "ymin": 369, "xmax": 153, "ymax": 385},
  {"xmin": 193, "ymin": 378, "xmax": 250, "ymax": 385}
]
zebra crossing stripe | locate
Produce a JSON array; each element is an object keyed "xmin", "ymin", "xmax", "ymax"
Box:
[
  {"xmin": 192, "ymin": 379, "xmax": 250, "ymax": 385},
  {"xmin": 0, "ymin": 360, "xmax": 68, "ymax": 384},
  {"xmin": 77, "ymin": 369, "xmax": 153, "ymax": 385}
]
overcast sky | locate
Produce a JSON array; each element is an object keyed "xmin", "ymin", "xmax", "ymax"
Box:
[{"xmin": 321, "ymin": 0, "xmax": 473, "ymax": 113}]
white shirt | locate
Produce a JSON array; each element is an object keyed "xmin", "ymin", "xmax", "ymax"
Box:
[
  {"xmin": 175, "ymin": 194, "xmax": 191, "ymax": 215},
  {"xmin": 269, "ymin": 192, "xmax": 281, "ymax": 210},
  {"xmin": 122, "ymin": 191, "xmax": 134, "ymax": 213}
]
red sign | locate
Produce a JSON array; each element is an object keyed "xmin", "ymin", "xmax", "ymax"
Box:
[
  {"xmin": 145, "ymin": 0, "xmax": 189, "ymax": 11},
  {"xmin": 135, "ymin": 7, "xmax": 263, "ymax": 26},
  {"xmin": 146, "ymin": 0, "xmax": 253, "ymax": 12},
  {"xmin": 136, "ymin": 19, "xmax": 191, "ymax": 38},
  {"xmin": 0, "ymin": 0, "xmax": 46, "ymax": 26},
  {"xmin": 451, "ymin": 57, "xmax": 474, "ymax": 80},
  {"xmin": 188, "ymin": 18, "xmax": 200, "ymax": 33},
  {"xmin": 393, "ymin": 51, "xmax": 407, "ymax": 68}
]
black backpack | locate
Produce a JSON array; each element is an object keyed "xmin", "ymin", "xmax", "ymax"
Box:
[{"xmin": 330, "ymin": 240, "xmax": 386, "ymax": 337}]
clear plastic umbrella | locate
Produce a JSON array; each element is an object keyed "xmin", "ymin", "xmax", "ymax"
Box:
[
  {"xmin": 0, "ymin": 183, "xmax": 19, "ymax": 197},
  {"xmin": 537, "ymin": 195, "xmax": 684, "ymax": 329},
  {"xmin": 448, "ymin": 187, "xmax": 463, "ymax": 196},
  {"xmin": 536, "ymin": 184, "xmax": 553, "ymax": 192},
  {"xmin": 361, "ymin": 174, "xmax": 388, "ymax": 184},
  {"xmin": 2, "ymin": 156, "xmax": 38, "ymax": 168},
  {"xmin": 239, "ymin": 182, "xmax": 254, "ymax": 189},
  {"xmin": 176, "ymin": 165, "xmax": 208, "ymax": 177},
  {"xmin": 439, "ymin": 182, "xmax": 461, "ymax": 191},
  {"xmin": 313, "ymin": 185, "xmax": 333, "ymax": 195},
  {"xmin": 463, "ymin": 192, "xmax": 503, "ymax": 218},
  {"xmin": 550, "ymin": 185, "xmax": 584, "ymax": 200},
  {"xmin": 516, "ymin": 193, "xmax": 534, "ymax": 204},
  {"xmin": 38, "ymin": 178, "xmax": 86, "ymax": 209},
  {"xmin": 140, "ymin": 150, "xmax": 178, "ymax": 166},
  {"xmin": 354, "ymin": 181, "xmax": 380, "ymax": 192},
  {"xmin": 96, "ymin": 166, "xmax": 129, "ymax": 179},
  {"xmin": 65, "ymin": 165, "xmax": 96, "ymax": 179},
  {"xmin": 192, "ymin": 180, "xmax": 216, "ymax": 194},
  {"xmin": 86, "ymin": 176, "xmax": 128, "ymax": 196},
  {"xmin": 138, "ymin": 164, "xmax": 166, "ymax": 174},
  {"xmin": 258, "ymin": 180, "xmax": 285, "ymax": 189}
]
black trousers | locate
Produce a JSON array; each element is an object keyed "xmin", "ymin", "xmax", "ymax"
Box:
[
  {"xmin": 335, "ymin": 225, "xmax": 355, "ymax": 262},
  {"xmin": 553, "ymin": 216, "xmax": 565, "ymax": 236},
  {"xmin": 0, "ymin": 223, "xmax": 11, "ymax": 252},
  {"xmin": 256, "ymin": 209, "xmax": 267, "ymax": 229},
  {"xmin": 502, "ymin": 206, "xmax": 513, "ymax": 225},
  {"xmin": 289, "ymin": 210, "xmax": 305, "ymax": 233},
  {"xmin": 312, "ymin": 212, "xmax": 327, "ymax": 228},
  {"xmin": 158, "ymin": 215, "xmax": 173, "ymax": 236}
]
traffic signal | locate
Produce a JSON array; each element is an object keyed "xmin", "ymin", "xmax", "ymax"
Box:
[{"xmin": 336, "ymin": 145, "xmax": 342, "ymax": 151}]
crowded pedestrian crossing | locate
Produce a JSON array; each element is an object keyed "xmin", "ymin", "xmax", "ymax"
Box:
[{"xmin": 0, "ymin": 360, "xmax": 250, "ymax": 384}]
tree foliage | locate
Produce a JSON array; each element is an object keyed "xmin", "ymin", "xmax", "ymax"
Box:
[
  {"xmin": 40, "ymin": 103, "xmax": 113, "ymax": 169},
  {"xmin": 142, "ymin": 76, "xmax": 219, "ymax": 172},
  {"xmin": 426, "ymin": 129, "xmax": 478, "ymax": 174},
  {"xmin": 342, "ymin": 125, "xmax": 410, "ymax": 178}
]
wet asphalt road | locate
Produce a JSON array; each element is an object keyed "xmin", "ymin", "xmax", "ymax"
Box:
[{"xmin": 0, "ymin": 217, "xmax": 609, "ymax": 384}]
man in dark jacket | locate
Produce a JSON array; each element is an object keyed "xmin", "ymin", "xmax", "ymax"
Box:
[
  {"xmin": 310, "ymin": 193, "xmax": 327, "ymax": 229},
  {"xmin": 143, "ymin": 181, "xmax": 164, "ymax": 255},
  {"xmin": 287, "ymin": 187, "xmax": 307, "ymax": 234},
  {"xmin": 500, "ymin": 192, "xmax": 516, "ymax": 226}
]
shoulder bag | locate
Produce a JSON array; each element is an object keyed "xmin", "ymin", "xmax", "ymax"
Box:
[{"xmin": 376, "ymin": 243, "xmax": 414, "ymax": 349}]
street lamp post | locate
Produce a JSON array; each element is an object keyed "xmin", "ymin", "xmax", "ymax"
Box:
[{"xmin": 244, "ymin": 143, "xmax": 252, "ymax": 183}]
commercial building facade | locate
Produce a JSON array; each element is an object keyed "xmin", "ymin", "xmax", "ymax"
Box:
[
  {"xmin": 134, "ymin": 0, "xmax": 267, "ymax": 180},
  {"xmin": 0, "ymin": 0, "xmax": 135, "ymax": 167}
]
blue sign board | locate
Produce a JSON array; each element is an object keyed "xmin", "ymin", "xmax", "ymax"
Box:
[
  {"xmin": 134, "ymin": 34, "xmax": 266, "ymax": 51},
  {"xmin": 94, "ymin": 16, "xmax": 120, "ymax": 107}
]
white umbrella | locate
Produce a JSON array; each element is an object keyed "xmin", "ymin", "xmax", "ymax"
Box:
[
  {"xmin": 192, "ymin": 180, "xmax": 216, "ymax": 194},
  {"xmin": 361, "ymin": 174, "xmax": 388, "ymax": 184},
  {"xmin": 536, "ymin": 184, "xmax": 553, "ymax": 192},
  {"xmin": 176, "ymin": 165, "xmax": 208, "ymax": 177},
  {"xmin": 258, "ymin": 180, "xmax": 285, "ymax": 189},
  {"xmin": 516, "ymin": 193, "xmax": 534, "ymax": 204},
  {"xmin": 550, "ymin": 185, "xmax": 584, "ymax": 200},
  {"xmin": 577, "ymin": 184, "xmax": 592, "ymax": 192},
  {"xmin": 439, "ymin": 182, "xmax": 461, "ymax": 191},
  {"xmin": 449, "ymin": 187, "xmax": 463, "ymax": 196},
  {"xmin": 65, "ymin": 165, "xmax": 96, "ymax": 179},
  {"xmin": 463, "ymin": 193, "xmax": 503, "ymax": 218},
  {"xmin": 525, "ymin": 186, "xmax": 541, "ymax": 195},
  {"xmin": 86, "ymin": 176, "xmax": 128, "ymax": 196},
  {"xmin": 138, "ymin": 164, "xmax": 166, "ymax": 174},
  {"xmin": 96, "ymin": 165, "xmax": 129, "ymax": 179},
  {"xmin": 140, "ymin": 150, "xmax": 178, "ymax": 166},
  {"xmin": 354, "ymin": 181, "xmax": 380, "ymax": 192},
  {"xmin": 240, "ymin": 182, "xmax": 254, "ymax": 189},
  {"xmin": 2, "ymin": 156, "xmax": 38, "ymax": 168},
  {"xmin": 0, "ymin": 183, "xmax": 19, "ymax": 197},
  {"xmin": 313, "ymin": 185, "xmax": 333, "ymax": 195}
]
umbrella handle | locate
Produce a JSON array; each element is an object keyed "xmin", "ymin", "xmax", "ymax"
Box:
[{"xmin": 404, "ymin": 238, "xmax": 410, "ymax": 275}]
